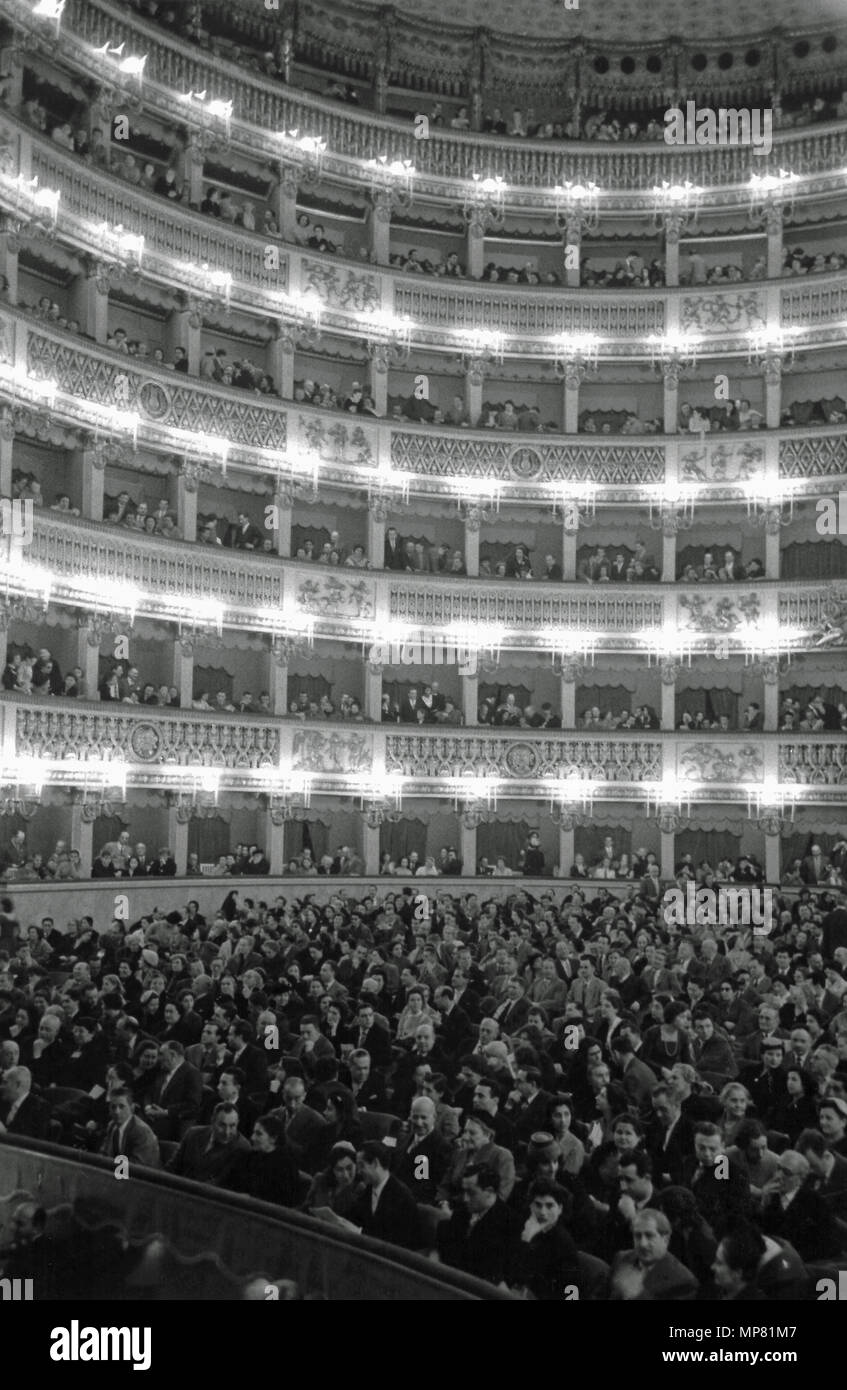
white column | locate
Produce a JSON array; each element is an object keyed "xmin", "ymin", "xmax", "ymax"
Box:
[
  {"xmin": 273, "ymin": 485, "xmax": 294, "ymax": 558},
  {"xmin": 0, "ymin": 416, "xmax": 13, "ymax": 496},
  {"xmin": 76, "ymin": 618, "xmax": 103, "ymax": 701},
  {"xmin": 563, "ymin": 217, "xmax": 581, "ymax": 288},
  {"xmin": 270, "ymin": 165, "xmax": 299, "ymax": 244},
  {"xmin": 70, "ymin": 260, "xmax": 110, "ymax": 343},
  {"xmin": 172, "ymin": 636, "xmax": 194, "ymax": 709},
  {"xmin": 563, "ymin": 362, "xmax": 581, "ymax": 434},
  {"xmin": 71, "ymin": 794, "xmax": 95, "ymax": 875},
  {"xmin": 660, "ymin": 659, "xmax": 678, "ymax": 732},
  {"xmin": 268, "ymin": 329, "xmax": 295, "ymax": 401},
  {"xmin": 362, "ymin": 820, "xmax": 381, "ymax": 874},
  {"xmin": 364, "ymin": 660, "xmax": 383, "ymax": 722},
  {"xmin": 463, "ymin": 510, "xmax": 481, "ymax": 577},
  {"xmin": 79, "ymin": 445, "xmax": 105, "ymax": 522},
  {"xmin": 168, "ymin": 802, "xmax": 190, "ymax": 875},
  {"xmin": 466, "ymin": 214, "xmax": 485, "ymax": 280},
  {"xmin": 0, "ymin": 229, "xmax": 19, "ymax": 305},
  {"xmin": 462, "ymin": 673, "xmax": 479, "ymax": 726},
  {"xmin": 369, "ymin": 192, "xmax": 391, "ymax": 266},
  {"xmin": 765, "ymin": 205, "xmax": 783, "ymax": 280},
  {"xmin": 558, "ymin": 823, "xmax": 575, "ymax": 877},
  {"xmin": 368, "ymin": 500, "xmax": 386, "ymax": 570},
  {"xmin": 266, "ymin": 809, "xmax": 286, "ymax": 874},
  {"xmin": 763, "ymin": 357, "xmax": 782, "ymax": 431},
  {"xmin": 562, "ymin": 529, "xmax": 577, "ymax": 581},
  {"xmin": 460, "ymin": 817, "xmax": 477, "ymax": 876},
  {"xmin": 178, "ymin": 463, "xmax": 199, "ymax": 542},
  {"xmin": 662, "ymin": 360, "xmax": 680, "ymax": 436},
  {"xmin": 464, "ymin": 361, "xmax": 484, "ymax": 428},
  {"xmin": 268, "ymin": 641, "xmax": 289, "ymax": 714}
]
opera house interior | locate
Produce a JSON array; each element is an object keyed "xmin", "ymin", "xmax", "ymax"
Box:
[{"xmin": 0, "ymin": 0, "xmax": 846, "ymax": 1306}]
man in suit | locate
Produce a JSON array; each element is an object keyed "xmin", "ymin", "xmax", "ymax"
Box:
[
  {"xmin": 492, "ymin": 977, "xmax": 532, "ymax": 1035},
  {"xmin": 504, "ymin": 1067, "xmax": 552, "ymax": 1149},
  {"xmin": 144, "ymin": 1041, "xmax": 203, "ymax": 1140},
  {"xmin": 610, "ymin": 1208, "xmax": 698, "ymax": 1300},
  {"xmin": 641, "ymin": 946, "xmax": 675, "ymax": 996},
  {"xmin": 28, "ymin": 1013, "xmax": 69, "ymax": 1090},
  {"xmin": 352, "ymin": 1001, "xmax": 392, "ymax": 1068},
  {"xmin": 392, "ymin": 1097, "xmax": 452, "ymax": 1205},
  {"xmin": 268, "ymin": 1075, "xmax": 328, "ymax": 1169},
  {"xmin": 432, "ymin": 986, "xmax": 473, "ymax": 1061},
  {"xmin": 801, "ymin": 843, "xmax": 830, "ymax": 886},
  {"xmin": 290, "ymin": 1015, "xmax": 337, "ymax": 1076},
  {"xmin": 383, "ymin": 526, "xmax": 405, "ymax": 571},
  {"xmin": 718, "ymin": 548, "xmax": 740, "ymax": 581},
  {"xmin": 691, "ymin": 1011, "xmax": 738, "ymax": 1088},
  {"xmin": 647, "ymin": 1083, "xmax": 695, "ymax": 1187},
  {"xmin": 399, "ymin": 687, "xmax": 421, "ymax": 724},
  {"xmin": 796, "ymin": 1128, "xmax": 847, "ymax": 1229},
  {"xmin": 227, "ymin": 1019, "xmax": 269, "ymax": 1090},
  {"xmin": 758, "ymin": 1149, "xmax": 841, "ymax": 1261},
  {"xmin": 99, "ymin": 1088, "xmax": 160, "ymax": 1167},
  {"xmin": 527, "ymin": 958, "xmax": 569, "ymax": 1013},
  {"xmin": 436, "ymin": 1165, "xmax": 519, "ymax": 1283},
  {"xmin": 822, "ymin": 892, "xmax": 847, "ymax": 959},
  {"xmin": 610, "ymin": 1033, "xmax": 658, "ymax": 1113},
  {"xmin": 740, "ymin": 1037, "xmax": 788, "ymax": 1123},
  {"xmin": 0, "ymin": 1065, "xmax": 51, "ymax": 1139},
  {"xmin": 352, "ymin": 1140, "xmax": 421, "ymax": 1247},
  {"xmin": 741, "ymin": 702, "xmax": 762, "ymax": 731},
  {"xmin": 228, "ymin": 512, "xmax": 263, "ymax": 550},
  {"xmin": 682, "ymin": 1123, "xmax": 752, "ymax": 1238},
  {"xmin": 347, "ymin": 1049, "xmax": 388, "ymax": 1111},
  {"xmin": 567, "ymin": 956, "xmax": 606, "ymax": 1022},
  {"xmin": 167, "ymin": 1102, "xmax": 251, "ymax": 1185},
  {"xmin": 201, "ymin": 1068, "xmax": 260, "ymax": 1136}
]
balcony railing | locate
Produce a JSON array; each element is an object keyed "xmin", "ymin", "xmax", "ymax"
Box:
[
  {"xmin": 3, "ymin": 700, "xmax": 845, "ymax": 803},
  {"xmin": 16, "ymin": 513, "xmax": 840, "ymax": 647},
  {"xmin": 1, "ymin": 118, "xmax": 845, "ymax": 355},
  {"xmin": 4, "ymin": 308, "xmax": 847, "ymax": 503},
  {"xmin": 20, "ymin": 0, "xmax": 847, "ymax": 200}
]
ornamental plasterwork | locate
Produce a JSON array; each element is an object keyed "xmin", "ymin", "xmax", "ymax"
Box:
[
  {"xmin": 779, "ymin": 743, "xmax": 847, "ymax": 784},
  {"xmin": 295, "ymin": 573, "xmax": 376, "ymax": 620},
  {"xmin": 384, "ymin": 735, "xmax": 662, "ymax": 781},
  {"xmin": 677, "ymin": 594, "xmax": 761, "ymax": 632},
  {"xmin": 779, "ymin": 432, "xmax": 847, "ymax": 479},
  {"xmin": 300, "ymin": 259, "xmax": 381, "ymax": 313},
  {"xmin": 393, "ymin": 285, "xmax": 664, "ymax": 338},
  {"xmin": 678, "ymin": 742, "xmax": 763, "ymax": 782},
  {"xmin": 678, "ymin": 439, "xmax": 763, "ymax": 484},
  {"xmin": 296, "ymin": 414, "xmax": 374, "ymax": 466},
  {"xmin": 15, "ymin": 707, "xmax": 280, "ymax": 767},
  {"xmin": 291, "ymin": 729, "xmax": 373, "ymax": 774},
  {"xmin": 781, "ymin": 281, "xmax": 847, "ymax": 329},
  {"xmin": 389, "ymin": 588, "xmax": 664, "ymax": 631},
  {"xmin": 390, "ymin": 432, "xmax": 664, "ymax": 485},
  {"xmin": 679, "ymin": 293, "xmax": 766, "ymax": 335}
]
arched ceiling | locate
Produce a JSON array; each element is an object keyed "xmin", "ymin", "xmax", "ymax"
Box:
[{"xmin": 391, "ymin": 0, "xmax": 846, "ymax": 43}]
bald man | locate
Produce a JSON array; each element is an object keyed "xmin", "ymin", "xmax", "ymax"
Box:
[
  {"xmin": 0, "ymin": 1066, "xmax": 51, "ymax": 1139},
  {"xmin": 392, "ymin": 1096, "xmax": 452, "ymax": 1204}
]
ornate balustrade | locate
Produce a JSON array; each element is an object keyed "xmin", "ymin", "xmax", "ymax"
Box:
[
  {"xmin": 3, "ymin": 307, "xmax": 847, "ymax": 503},
  {"xmin": 2, "ymin": 700, "xmax": 845, "ymax": 802},
  {"xmin": 11, "ymin": 513, "xmax": 843, "ymax": 648},
  {"xmin": 3, "ymin": 118, "xmax": 847, "ymax": 353},
  {"xmin": 11, "ymin": 0, "xmax": 845, "ymax": 202}
]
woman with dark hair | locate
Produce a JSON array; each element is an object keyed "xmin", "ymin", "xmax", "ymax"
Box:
[
  {"xmin": 640, "ymin": 1000, "xmax": 694, "ymax": 1072},
  {"xmin": 320, "ymin": 1085, "xmax": 363, "ymax": 1151},
  {"xmin": 511, "ymin": 1178, "xmax": 581, "ymax": 1300},
  {"xmin": 771, "ymin": 1067, "xmax": 820, "ymax": 1143},
  {"xmin": 226, "ymin": 1114, "xmax": 301, "ymax": 1207},
  {"xmin": 132, "ymin": 1040, "xmax": 163, "ymax": 1107},
  {"xmin": 547, "ymin": 1094, "xmax": 587, "ymax": 1176},
  {"xmin": 321, "ymin": 999, "xmax": 352, "ymax": 1050},
  {"xmin": 304, "ymin": 1141, "xmax": 365, "ymax": 1217}
]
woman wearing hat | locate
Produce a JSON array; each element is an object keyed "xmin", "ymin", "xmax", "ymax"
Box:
[
  {"xmin": 304, "ymin": 1142, "xmax": 365, "ymax": 1218},
  {"xmin": 818, "ymin": 1096, "xmax": 847, "ymax": 1157}
]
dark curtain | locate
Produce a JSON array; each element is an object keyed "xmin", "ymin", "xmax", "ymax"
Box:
[
  {"xmin": 94, "ymin": 812, "xmax": 129, "ymax": 854},
  {"xmin": 7, "ymin": 641, "xmax": 35, "ymax": 661},
  {"xmin": 380, "ymin": 819, "xmax": 427, "ymax": 864},
  {"xmin": 781, "ymin": 831, "xmax": 841, "ymax": 869},
  {"xmin": 676, "ymin": 830, "xmax": 740, "ymax": 866},
  {"xmin": 706, "ymin": 689, "xmax": 737, "ymax": 721},
  {"xmin": 579, "ymin": 685, "xmax": 635, "ymax": 717},
  {"xmin": 479, "ymin": 683, "xmax": 533, "ymax": 709},
  {"xmin": 289, "ymin": 674, "xmax": 332, "ymax": 706},
  {"xmin": 193, "ymin": 667, "xmax": 234, "ymax": 700},
  {"xmin": 478, "ymin": 821, "xmax": 530, "ymax": 871},
  {"xmin": 480, "ymin": 542, "xmax": 533, "ymax": 566},
  {"xmin": 187, "ymin": 816, "xmax": 231, "ymax": 863},
  {"xmin": 781, "ymin": 542, "xmax": 847, "ymax": 580},
  {"xmin": 285, "ymin": 820, "xmax": 329, "ymax": 863},
  {"xmin": 575, "ymin": 826, "xmax": 632, "ymax": 866},
  {"xmin": 785, "ymin": 685, "xmax": 844, "ymax": 707},
  {"xmin": 292, "ymin": 525, "xmax": 331, "ymax": 553}
]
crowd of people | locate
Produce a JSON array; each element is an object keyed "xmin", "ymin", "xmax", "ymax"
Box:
[
  {"xmin": 678, "ymin": 400, "xmax": 765, "ymax": 433},
  {"xmin": 677, "ymin": 550, "xmax": 763, "ymax": 583},
  {"xmin": 1, "ymin": 868, "xmax": 847, "ymax": 1298},
  {"xmin": 578, "ymin": 543, "xmax": 660, "ymax": 583},
  {"xmin": 779, "ymin": 696, "xmax": 847, "ymax": 732}
]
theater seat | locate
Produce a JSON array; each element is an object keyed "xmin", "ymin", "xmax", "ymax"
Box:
[
  {"xmin": 159, "ymin": 1140, "xmax": 179, "ymax": 1166},
  {"xmin": 576, "ymin": 1249, "xmax": 610, "ymax": 1300},
  {"xmin": 416, "ymin": 1203, "xmax": 450, "ymax": 1248},
  {"xmin": 358, "ymin": 1111, "xmax": 399, "ymax": 1141},
  {"xmin": 45, "ymin": 1087, "xmax": 91, "ymax": 1109}
]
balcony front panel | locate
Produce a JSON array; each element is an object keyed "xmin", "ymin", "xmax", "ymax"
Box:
[{"xmin": 27, "ymin": 0, "xmax": 847, "ymax": 198}]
